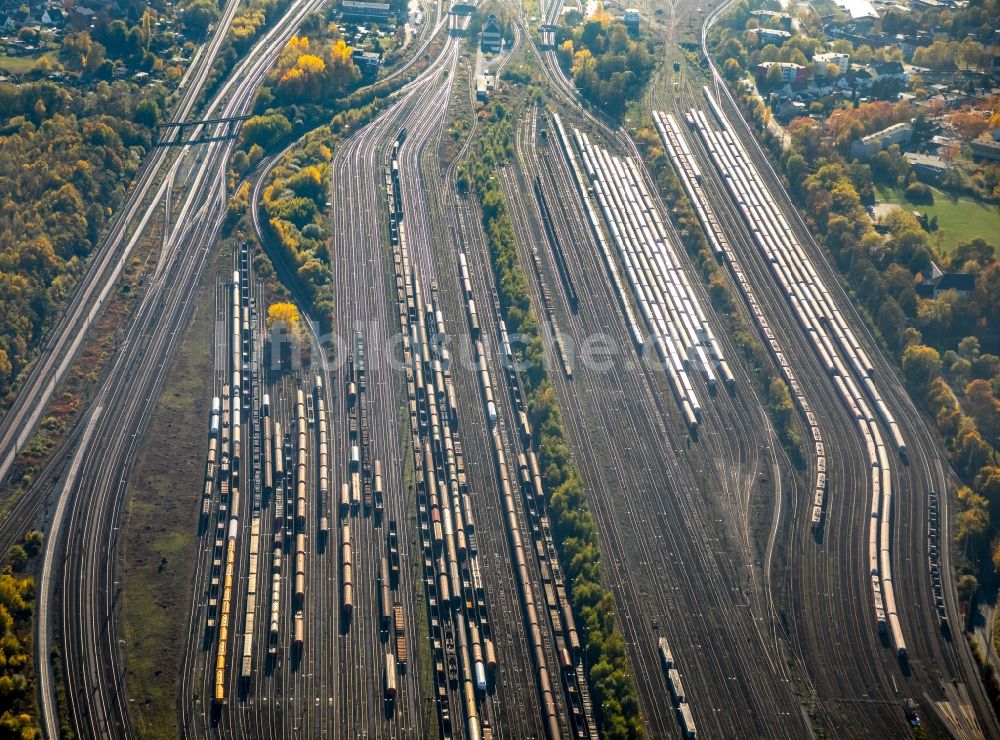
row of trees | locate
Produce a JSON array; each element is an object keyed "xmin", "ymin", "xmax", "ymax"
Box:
[
  {"xmin": 901, "ymin": 340, "xmax": 1000, "ymax": 559},
  {"xmin": 0, "ymin": 534, "xmax": 45, "ymax": 739},
  {"xmin": 460, "ymin": 103, "xmax": 643, "ymax": 739},
  {"xmin": 230, "ymin": 0, "xmax": 288, "ymax": 53},
  {"xmin": 0, "ymin": 80, "xmax": 164, "ymax": 406}
]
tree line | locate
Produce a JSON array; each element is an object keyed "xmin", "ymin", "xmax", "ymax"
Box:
[{"xmin": 0, "ymin": 532, "xmax": 46, "ymax": 740}]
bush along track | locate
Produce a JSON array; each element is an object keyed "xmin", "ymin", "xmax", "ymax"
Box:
[{"xmin": 458, "ymin": 103, "xmax": 643, "ymax": 739}]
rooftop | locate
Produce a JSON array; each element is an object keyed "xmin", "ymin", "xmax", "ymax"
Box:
[{"xmin": 834, "ymin": 0, "xmax": 879, "ymax": 19}]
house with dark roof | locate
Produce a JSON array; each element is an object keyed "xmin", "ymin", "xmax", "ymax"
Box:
[
  {"xmin": 870, "ymin": 60, "xmax": 907, "ymax": 80},
  {"xmin": 41, "ymin": 8, "xmax": 63, "ymax": 26},
  {"xmin": 970, "ymin": 137, "xmax": 1000, "ymax": 162},
  {"xmin": 339, "ymin": 0, "xmax": 392, "ymax": 20},
  {"xmin": 904, "ymin": 152, "xmax": 948, "ymax": 184},
  {"xmin": 845, "ymin": 66, "xmax": 875, "ymax": 88},
  {"xmin": 915, "ymin": 261, "xmax": 975, "ymax": 298},
  {"xmin": 480, "ymin": 14, "xmax": 502, "ymax": 51},
  {"xmin": 753, "ymin": 27, "xmax": 792, "ymax": 45}
]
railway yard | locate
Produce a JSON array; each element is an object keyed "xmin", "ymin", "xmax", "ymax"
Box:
[{"xmin": 0, "ymin": 0, "xmax": 996, "ymax": 738}]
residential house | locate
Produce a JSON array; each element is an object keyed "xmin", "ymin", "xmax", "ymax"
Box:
[
  {"xmin": 352, "ymin": 48, "xmax": 380, "ymax": 76},
  {"xmin": 754, "ymin": 27, "xmax": 792, "ymax": 45},
  {"xmin": 904, "ymin": 152, "xmax": 949, "ymax": 183},
  {"xmin": 970, "ymin": 137, "xmax": 1000, "ymax": 161},
  {"xmin": 870, "ymin": 60, "xmax": 907, "ymax": 81},
  {"xmin": 915, "ymin": 261, "xmax": 975, "ymax": 297},
  {"xmin": 339, "ymin": 0, "xmax": 393, "ymax": 21},
  {"xmin": 480, "ymin": 14, "xmax": 502, "ymax": 51},
  {"xmin": 755, "ymin": 61, "xmax": 809, "ymax": 84},
  {"xmin": 845, "ymin": 66, "xmax": 876, "ymax": 88},
  {"xmin": 41, "ymin": 8, "xmax": 63, "ymax": 26},
  {"xmin": 814, "ymin": 51, "xmax": 850, "ymax": 76},
  {"xmin": 833, "ymin": 0, "xmax": 879, "ymax": 23},
  {"xmin": 750, "ymin": 9, "xmax": 793, "ymax": 29},
  {"xmin": 850, "ymin": 121, "xmax": 913, "ymax": 158}
]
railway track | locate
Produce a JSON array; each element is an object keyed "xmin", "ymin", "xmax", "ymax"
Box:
[{"xmin": 499, "ymin": 104, "xmax": 810, "ymax": 737}]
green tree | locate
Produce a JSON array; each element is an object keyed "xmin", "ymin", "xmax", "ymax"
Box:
[
  {"xmin": 134, "ymin": 98, "xmax": 159, "ymax": 127},
  {"xmin": 184, "ymin": 0, "xmax": 221, "ymax": 38},
  {"xmin": 764, "ymin": 63, "xmax": 784, "ymax": 88},
  {"xmin": 915, "ymin": 297, "xmax": 952, "ymax": 337},
  {"xmin": 957, "ymin": 573, "xmax": 979, "ymax": 601},
  {"xmin": 902, "ymin": 344, "xmax": 941, "ymax": 388},
  {"xmin": 241, "ymin": 113, "xmax": 291, "ymax": 150},
  {"xmin": 951, "ymin": 238, "xmax": 994, "ymax": 271},
  {"xmin": 958, "ymin": 336, "xmax": 981, "ymax": 360},
  {"xmin": 6, "ymin": 547, "xmax": 25, "ymax": 573}
]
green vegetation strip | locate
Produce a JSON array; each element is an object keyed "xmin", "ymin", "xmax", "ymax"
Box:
[
  {"xmin": 459, "ymin": 105, "xmax": 642, "ymax": 739},
  {"xmin": 120, "ymin": 254, "xmax": 216, "ymax": 739}
]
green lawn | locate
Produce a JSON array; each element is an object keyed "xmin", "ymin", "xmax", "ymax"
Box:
[
  {"xmin": 0, "ymin": 51, "xmax": 56, "ymax": 74},
  {"xmin": 875, "ymin": 183, "xmax": 1000, "ymax": 252}
]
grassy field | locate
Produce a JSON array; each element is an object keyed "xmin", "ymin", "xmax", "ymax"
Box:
[
  {"xmin": 120, "ymin": 253, "xmax": 218, "ymax": 739},
  {"xmin": 875, "ymin": 183, "xmax": 1000, "ymax": 252},
  {"xmin": 0, "ymin": 51, "xmax": 56, "ymax": 74}
]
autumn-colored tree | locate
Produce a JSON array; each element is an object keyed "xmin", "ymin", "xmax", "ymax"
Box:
[
  {"xmin": 915, "ymin": 297, "xmax": 952, "ymax": 337},
  {"xmin": 269, "ymin": 35, "xmax": 360, "ymax": 105},
  {"xmin": 267, "ymin": 302, "xmax": 302, "ymax": 340},
  {"xmin": 723, "ymin": 57, "xmax": 742, "ymax": 81},
  {"xmin": 242, "ymin": 113, "xmax": 292, "ymax": 150},
  {"xmin": 949, "ymin": 110, "xmax": 989, "ymax": 141},
  {"xmin": 287, "ymin": 165, "xmax": 326, "ymax": 200},
  {"xmin": 956, "ymin": 489, "xmax": 989, "ymax": 546},
  {"xmin": 966, "ymin": 379, "xmax": 1000, "ymax": 440},
  {"xmin": 0, "ymin": 81, "xmax": 157, "ymax": 402}
]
